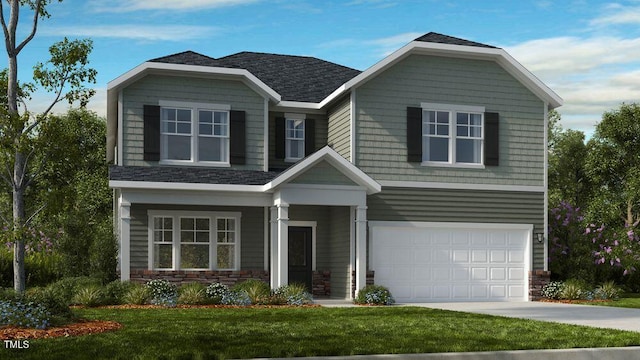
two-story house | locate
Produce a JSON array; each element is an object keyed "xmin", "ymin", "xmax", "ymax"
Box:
[{"xmin": 107, "ymin": 32, "xmax": 562, "ymax": 302}]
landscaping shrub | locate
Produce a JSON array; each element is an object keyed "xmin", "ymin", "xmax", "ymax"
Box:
[
  {"xmin": 353, "ymin": 285, "xmax": 396, "ymax": 305},
  {"xmin": 273, "ymin": 283, "xmax": 313, "ymax": 306},
  {"xmin": 354, "ymin": 285, "xmax": 395, "ymax": 305},
  {"xmin": 71, "ymin": 285, "xmax": 105, "ymax": 307},
  {"xmin": 24, "ymin": 286, "xmax": 73, "ymax": 324},
  {"xmin": 178, "ymin": 282, "xmax": 207, "ymax": 305},
  {"xmin": 233, "ymin": 279, "xmax": 271, "ymax": 305},
  {"xmin": 541, "ymin": 281, "xmax": 565, "ymax": 300},
  {"xmin": 123, "ymin": 283, "xmax": 150, "ymax": 305},
  {"xmin": 221, "ymin": 288, "xmax": 251, "ymax": 306},
  {"xmin": 0, "ymin": 287, "xmax": 20, "ymax": 301},
  {"xmin": 595, "ymin": 280, "xmax": 621, "ymax": 300},
  {"xmin": 104, "ymin": 280, "xmax": 137, "ymax": 305},
  {"xmin": 45, "ymin": 276, "xmax": 102, "ymax": 304},
  {"xmin": 205, "ymin": 283, "xmax": 229, "ymax": 304},
  {"xmin": 0, "ymin": 300, "xmax": 51, "ymax": 329},
  {"xmin": 146, "ymin": 279, "xmax": 178, "ymax": 307},
  {"xmin": 0, "ymin": 247, "xmax": 63, "ymax": 288},
  {"xmin": 559, "ymin": 279, "xmax": 587, "ymax": 300}
]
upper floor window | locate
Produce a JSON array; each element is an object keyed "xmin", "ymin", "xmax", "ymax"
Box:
[
  {"xmin": 286, "ymin": 118, "xmax": 305, "ymax": 161},
  {"xmin": 421, "ymin": 103, "xmax": 484, "ymax": 166},
  {"xmin": 159, "ymin": 101, "xmax": 231, "ymax": 165},
  {"xmin": 275, "ymin": 114, "xmax": 315, "ymax": 163}
]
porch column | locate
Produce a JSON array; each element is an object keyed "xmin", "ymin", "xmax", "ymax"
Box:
[
  {"xmin": 269, "ymin": 206, "xmax": 279, "ymax": 289},
  {"xmin": 119, "ymin": 199, "xmax": 131, "ymax": 281},
  {"xmin": 276, "ymin": 203, "xmax": 289, "ymax": 287},
  {"xmin": 355, "ymin": 205, "xmax": 367, "ymax": 296}
]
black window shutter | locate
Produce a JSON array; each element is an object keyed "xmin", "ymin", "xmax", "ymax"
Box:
[
  {"xmin": 304, "ymin": 119, "xmax": 315, "ymax": 156},
  {"xmin": 275, "ymin": 117, "xmax": 285, "ymax": 159},
  {"xmin": 406, "ymin": 107, "xmax": 422, "ymax": 162},
  {"xmin": 484, "ymin": 112, "xmax": 499, "ymax": 166},
  {"xmin": 229, "ymin": 110, "xmax": 246, "ymax": 165},
  {"xmin": 143, "ymin": 105, "xmax": 161, "ymax": 161}
]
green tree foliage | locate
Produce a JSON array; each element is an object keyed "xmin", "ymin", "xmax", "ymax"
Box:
[
  {"xmin": 33, "ymin": 108, "xmax": 115, "ymax": 283},
  {"xmin": 585, "ymin": 103, "xmax": 640, "ymax": 228},
  {"xmin": 548, "ymin": 129, "xmax": 590, "ymax": 209},
  {"xmin": 0, "ymin": 0, "xmax": 96, "ymax": 292}
]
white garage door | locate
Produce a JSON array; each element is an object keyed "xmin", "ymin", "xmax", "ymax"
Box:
[{"xmin": 370, "ymin": 222, "xmax": 531, "ymax": 302}]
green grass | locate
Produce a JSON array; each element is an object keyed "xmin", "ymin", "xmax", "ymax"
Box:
[
  {"xmin": 4, "ymin": 306, "xmax": 640, "ymax": 359},
  {"xmin": 579, "ymin": 293, "xmax": 640, "ymax": 309}
]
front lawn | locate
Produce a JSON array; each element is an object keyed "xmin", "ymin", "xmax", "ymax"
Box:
[
  {"xmin": 3, "ymin": 306, "xmax": 640, "ymax": 359},
  {"xmin": 579, "ymin": 293, "xmax": 640, "ymax": 309}
]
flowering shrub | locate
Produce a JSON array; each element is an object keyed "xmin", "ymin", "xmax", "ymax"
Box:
[
  {"xmin": 205, "ymin": 283, "xmax": 230, "ymax": 304},
  {"xmin": 541, "ymin": 281, "xmax": 565, "ymax": 300},
  {"xmin": 273, "ymin": 284, "xmax": 313, "ymax": 306},
  {"xmin": 0, "ymin": 300, "xmax": 51, "ymax": 329},
  {"xmin": 354, "ymin": 285, "xmax": 395, "ymax": 305},
  {"xmin": 588, "ymin": 221, "xmax": 640, "ymax": 276},
  {"xmin": 221, "ymin": 289, "xmax": 251, "ymax": 306},
  {"xmin": 145, "ymin": 279, "xmax": 178, "ymax": 307}
]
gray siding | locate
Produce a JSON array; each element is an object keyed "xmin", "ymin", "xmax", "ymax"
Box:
[
  {"xmin": 122, "ymin": 75, "xmax": 265, "ymax": 170},
  {"xmin": 288, "ymin": 206, "xmax": 331, "ymax": 269},
  {"xmin": 356, "ymin": 54, "xmax": 545, "ymax": 187},
  {"xmin": 129, "ymin": 204, "xmax": 265, "ymax": 270},
  {"xmin": 327, "ymin": 95, "xmax": 351, "ymax": 161},
  {"xmin": 268, "ymin": 112, "xmax": 328, "ymax": 170},
  {"xmin": 367, "ymin": 187, "xmax": 545, "ymax": 269},
  {"xmin": 290, "ymin": 160, "xmax": 358, "ymax": 186}
]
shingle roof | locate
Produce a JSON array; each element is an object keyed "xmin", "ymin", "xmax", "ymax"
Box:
[
  {"xmin": 150, "ymin": 51, "xmax": 361, "ymax": 103},
  {"xmin": 109, "ymin": 165, "xmax": 281, "ymax": 185},
  {"xmin": 414, "ymin": 32, "xmax": 498, "ymax": 49},
  {"xmin": 147, "ymin": 32, "xmax": 497, "ymax": 103}
]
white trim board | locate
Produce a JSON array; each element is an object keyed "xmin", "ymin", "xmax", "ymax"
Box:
[{"xmin": 378, "ymin": 180, "xmax": 544, "ymax": 193}]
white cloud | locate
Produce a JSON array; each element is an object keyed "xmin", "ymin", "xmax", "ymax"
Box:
[
  {"xmin": 590, "ymin": 5, "xmax": 640, "ymax": 26},
  {"xmin": 366, "ymin": 32, "xmax": 423, "ymax": 56},
  {"xmin": 505, "ymin": 34, "xmax": 640, "ymax": 133},
  {"xmin": 90, "ymin": 0, "xmax": 260, "ymax": 13},
  {"xmin": 41, "ymin": 25, "xmax": 219, "ymax": 41}
]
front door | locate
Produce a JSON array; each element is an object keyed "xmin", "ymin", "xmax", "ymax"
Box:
[{"xmin": 288, "ymin": 226, "xmax": 312, "ymax": 291}]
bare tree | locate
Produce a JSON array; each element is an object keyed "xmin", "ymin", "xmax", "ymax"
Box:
[{"xmin": 0, "ymin": 0, "xmax": 96, "ymax": 292}]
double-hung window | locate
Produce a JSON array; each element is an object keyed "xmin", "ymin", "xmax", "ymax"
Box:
[
  {"xmin": 421, "ymin": 103, "xmax": 484, "ymax": 166},
  {"xmin": 159, "ymin": 101, "xmax": 231, "ymax": 165},
  {"xmin": 149, "ymin": 211, "xmax": 240, "ymax": 271},
  {"xmin": 285, "ymin": 118, "xmax": 305, "ymax": 161}
]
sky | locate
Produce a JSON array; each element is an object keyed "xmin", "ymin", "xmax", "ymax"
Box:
[{"xmin": 3, "ymin": 0, "xmax": 640, "ymax": 138}]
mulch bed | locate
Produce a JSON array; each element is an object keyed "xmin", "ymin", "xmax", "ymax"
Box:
[{"xmin": 0, "ymin": 320, "xmax": 122, "ymax": 340}]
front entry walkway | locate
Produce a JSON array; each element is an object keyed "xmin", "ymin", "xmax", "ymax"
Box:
[{"xmin": 411, "ymin": 301, "xmax": 640, "ymax": 332}]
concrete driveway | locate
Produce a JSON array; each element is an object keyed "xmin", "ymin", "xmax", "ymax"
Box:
[{"xmin": 407, "ymin": 301, "xmax": 640, "ymax": 332}]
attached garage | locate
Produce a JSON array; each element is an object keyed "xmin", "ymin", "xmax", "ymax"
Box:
[{"xmin": 370, "ymin": 222, "xmax": 532, "ymax": 302}]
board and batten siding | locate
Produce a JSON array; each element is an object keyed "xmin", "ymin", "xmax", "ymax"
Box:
[
  {"xmin": 356, "ymin": 54, "xmax": 545, "ymax": 187},
  {"xmin": 367, "ymin": 187, "xmax": 545, "ymax": 270},
  {"xmin": 121, "ymin": 75, "xmax": 265, "ymax": 170},
  {"xmin": 129, "ymin": 204, "xmax": 265, "ymax": 270},
  {"xmin": 327, "ymin": 95, "xmax": 351, "ymax": 161},
  {"xmin": 268, "ymin": 112, "xmax": 328, "ymax": 170}
]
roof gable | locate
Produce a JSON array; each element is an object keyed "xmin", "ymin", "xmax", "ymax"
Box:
[{"xmin": 414, "ymin": 32, "xmax": 497, "ymax": 49}]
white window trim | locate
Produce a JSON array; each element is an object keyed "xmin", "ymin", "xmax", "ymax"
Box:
[
  {"xmin": 158, "ymin": 101, "xmax": 232, "ymax": 167},
  {"xmin": 420, "ymin": 102, "xmax": 486, "ymax": 169},
  {"xmin": 147, "ymin": 210, "xmax": 242, "ymax": 271},
  {"xmin": 284, "ymin": 113, "xmax": 306, "ymax": 163}
]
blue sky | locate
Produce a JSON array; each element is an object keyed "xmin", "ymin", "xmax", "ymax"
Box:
[{"xmin": 4, "ymin": 0, "xmax": 640, "ymax": 137}]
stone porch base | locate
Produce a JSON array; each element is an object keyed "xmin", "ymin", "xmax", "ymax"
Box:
[{"xmin": 529, "ymin": 270, "xmax": 551, "ymax": 301}]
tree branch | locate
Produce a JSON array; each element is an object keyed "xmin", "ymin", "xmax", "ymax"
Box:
[
  {"xmin": 24, "ymin": 203, "xmax": 45, "ymax": 227},
  {"xmin": 0, "ymin": 1, "xmax": 12, "ymax": 54},
  {"xmin": 14, "ymin": 0, "xmax": 42, "ymax": 55}
]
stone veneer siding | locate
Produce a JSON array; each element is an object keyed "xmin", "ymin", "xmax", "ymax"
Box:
[
  {"xmin": 529, "ymin": 270, "xmax": 551, "ymax": 301},
  {"xmin": 131, "ymin": 269, "xmax": 338, "ymax": 298}
]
